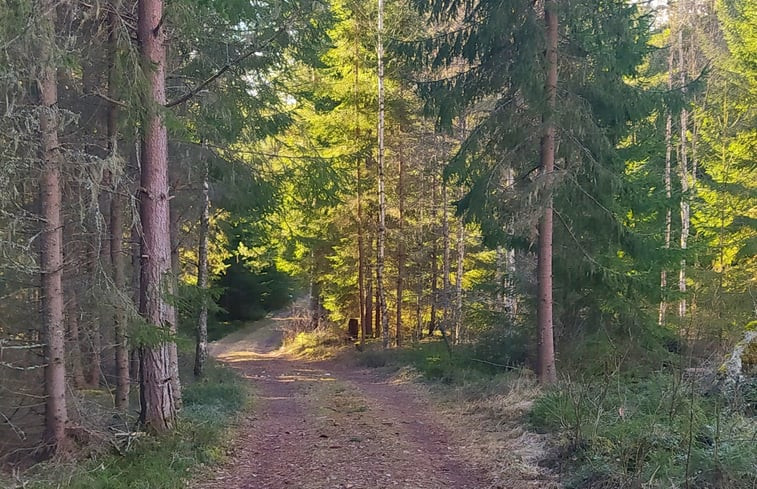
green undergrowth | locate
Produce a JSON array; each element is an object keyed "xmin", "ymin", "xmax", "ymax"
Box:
[
  {"xmin": 23, "ymin": 359, "xmax": 249, "ymax": 489},
  {"xmin": 529, "ymin": 373, "xmax": 757, "ymax": 489},
  {"xmin": 349, "ymin": 335, "xmax": 756, "ymax": 489},
  {"xmin": 353, "ymin": 339, "xmax": 519, "ymax": 385}
]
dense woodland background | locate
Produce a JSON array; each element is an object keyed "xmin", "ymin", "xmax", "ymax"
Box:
[{"xmin": 0, "ymin": 0, "xmax": 755, "ymax": 486}]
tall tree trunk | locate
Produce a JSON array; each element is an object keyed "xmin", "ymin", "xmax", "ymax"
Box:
[
  {"xmin": 106, "ymin": 6, "xmax": 127, "ymax": 407},
  {"xmin": 505, "ymin": 248, "xmax": 517, "ymax": 318},
  {"xmin": 108, "ymin": 5, "xmax": 129, "ymax": 409},
  {"xmin": 194, "ymin": 162, "xmax": 210, "ymax": 378},
  {"xmin": 415, "ymin": 271, "xmax": 423, "ymax": 342},
  {"xmin": 678, "ymin": 30, "xmax": 690, "ymax": 319},
  {"xmin": 495, "ymin": 246, "xmax": 505, "ymax": 311},
  {"xmin": 536, "ymin": 0, "xmax": 558, "ymax": 384},
  {"xmin": 111, "ymin": 190, "xmax": 129, "ymax": 408},
  {"xmin": 396, "ymin": 129, "xmax": 405, "ymax": 347},
  {"xmin": 454, "ymin": 213, "xmax": 465, "ymax": 344},
  {"xmin": 137, "ymin": 0, "xmax": 178, "ymax": 431},
  {"xmin": 130, "ymin": 220, "xmax": 141, "ymax": 382},
  {"xmin": 659, "ymin": 48, "xmax": 674, "ymax": 326},
  {"xmin": 168, "ymin": 203, "xmax": 181, "ymax": 403},
  {"xmin": 442, "ymin": 181, "xmax": 451, "ymax": 333},
  {"xmin": 86, "ymin": 246, "xmax": 102, "ymax": 387},
  {"xmin": 355, "ymin": 22, "xmax": 366, "ymax": 349},
  {"xmin": 503, "ymin": 169, "xmax": 518, "ymax": 319},
  {"xmin": 65, "ymin": 287, "xmax": 86, "ymax": 389},
  {"xmin": 428, "ymin": 169, "xmax": 439, "ymax": 336},
  {"xmin": 375, "ymin": 255, "xmax": 382, "ymax": 339},
  {"xmin": 38, "ymin": 0, "xmax": 68, "ymax": 453},
  {"xmin": 365, "ymin": 249, "xmax": 373, "ymax": 338},
  {"xmin": 376, "ymin": 0, "xmax": 389, "ymax": 348}
]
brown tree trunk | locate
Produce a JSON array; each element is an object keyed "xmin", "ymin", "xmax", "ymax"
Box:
[
  {"xmin": 428, "ymin": 169, "xmax": 439, "ymax": 337},
  {"xmin": 376, "ymin": 0, "xmax": 389, "ymax": 348},
  {"xmin": 442, "ymin": 181, "xmax": 451, "ymax": 333},
  {"xmin": 194, "ymin": 162, "xmax": 210, "ymax": 378},
  {"xmin": 375, "ymin": 259, "xmax": 382, "ymax": 339},
  {"xmin": 130, "ymin": 220, "xmax": 141, "ymax": 382},
  {"xmin": 365, "ymin": 252, "xmax": 373, "ymax": 338},
  {"xmin": 137, "ymin": 0, "xmax": 178, "ymax": 431},
  {"xmin": 355, "ymin": 26, "xmax": 366, "ymax": 349},
  {"xmin": 86, "ymin": 246, "xmax": 102, "ymax": 388},
  {"xmin": 38, "ymin": 0, "xmax": 68, "ymax": 453},
  {"xmin": 112, "ymin": 189, "xmax": 129, "ymax": 408},
  {"xmin": 108, "ymin": 6, "xmax": 129, "ymax": 409},
  {"xmin": 65, "ymin": 286, "xmax": 86, "ymax": 389},
  {"xmin": 395, "ymin": 130, "xmax": 405, "ymax": 347},
  {"xmin": 168, "ymin": 202, "xmax": 181, "ymax": 404},
  {"xmin": 454, "ymin": 213, "xmax": 465, "ymax": 344},
  {"xmin": 536, "ymin": 0, "xmax": 558, "ymax": 384}
]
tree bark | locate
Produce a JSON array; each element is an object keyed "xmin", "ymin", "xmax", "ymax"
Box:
[
  {"xmin": 428, "ymin": 169, "xmax": 439, "ymax": 336},
  {"xmin": 536, "ymin": 0, "xmax": 558, "ymax": 384},
  {"xmin": 65, "ymin": 287, "xmax": 87, "ymax": 389},
  {"xmin": 659, "ymin": 48, "xmax": 674, "ymax": 326},
  {"xmin": 130, "ymin": 220, "xmax": 141, "ymax": 382},
  {"xmin": 678, "ymin": 30, "xmax": 690, "ymax": 319},
  {"xmin": 442, "ymin": 181, "xmax": 451, "ymax": 333},
  {"xmin": 38, "ymin": 0, "xmax": 68, "ymax": 453},
  {"xmin": 168, "ymin": 201, "xmax": 181, "ymax": 404},
  {"xmin": 137, "ymin": 0, "xmax": 178, "ymax": 431},
  {"xmin": 396, "ymin": 129, "xmax": 405, "ymax": 347},
  {"xmin": 194, "ymin": 162, "xmax": 210, "ymax": 378},
  {"xmin": 376, "ymin": 0, "xmax": 389, "ymax": 348},
  {"xmin": 86, "ymin": 245, "xmax": 102, "ymax": 388},
  {"xmin": 454, "ymin": 213, "xmax": 465, "ymax": 344},
  {"xmin": 106, "ymin": 5, "xmax": 129, "ymax": 409},
  {"xmin": 355, "ymin": 22, "xmax": 366, "ymax": 349},
  {"xmin": 365, "ymin": 249, "xmax": 373, "ymax": 338}
]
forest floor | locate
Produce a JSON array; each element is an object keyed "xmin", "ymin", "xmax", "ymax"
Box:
[{"xmin": 195, "ymin": 312, "xmax": 556, "ymax": 489}]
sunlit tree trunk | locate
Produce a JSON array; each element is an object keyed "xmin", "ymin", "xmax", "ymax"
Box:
[
  {"xmin": 659, "ymin": 49, "xmax": 674, "ymax": 326},
  {"xmin": 396, "ymin": 129, "xmax": 405, "ymax": 347},
  {"xmin": 454, "ymin": 213, "xmax": 464, "ymax": 344},
  {"xmin": 678, "ymin": 30, "xmax": 690, "ymax": 319},
  {"xmin": 536, "ymin": 0, "xmax": 558, "ymax": 384},
  {"xmin": 503, "ymin": 169, "xmax": 517, "ymax": 319},
  {"xmin": 376, "ymin": 0, "xmax": 389, "ymax": 348},
  {"xmin": 354, "ymin": 20, "xmax": 366, "ymax": 349},
  {"xmin": 38, "ymin": 0, "xmax": 68, "ymax": 453},
  {"xmin": 442, "ymin": 181, "xmax": 451, "ymax": 334},
  {"xmin": 429, "ymin": 176, "xmax": 439, "ymax": 336},
  {"xmin": 365, "ymin": 247, "xmax": 373, "ymax": 338},
  {"xmin": 137, "ymin": 0, "xmax": 178, "ymax": 431},
  {"xmin": 194, "ymin": 161, "xmax": 210, "ymax": 378}
]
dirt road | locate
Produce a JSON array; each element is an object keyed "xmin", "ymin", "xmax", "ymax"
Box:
[{"xmin": 197, "ymin": 316, "xmax": 491, "ymax": 489}]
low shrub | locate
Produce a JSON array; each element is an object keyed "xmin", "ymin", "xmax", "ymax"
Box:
[
  {"xmin": 22, "ymin": 361, "xmax": 248, "ymax": 489},
  {"xmin": 529, "ymin": 373, "xmax": 757, "ymax": 488}
]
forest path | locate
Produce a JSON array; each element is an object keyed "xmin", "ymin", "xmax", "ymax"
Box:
[{"xmin": 197, "ymin": 313, "xmax": 491, "ymax": 489}]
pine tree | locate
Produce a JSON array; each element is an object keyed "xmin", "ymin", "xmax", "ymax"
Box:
[
  {"xmin": 399, "ymin": 0, "xmax": 656, "ymax": 380},
  {"xmin": 137, "ymin": 0, "xmax": 179, "ymax": 432},
  {"xmin": 38, "ymin": 0, "xmax": 68, "ymax": 453}
]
